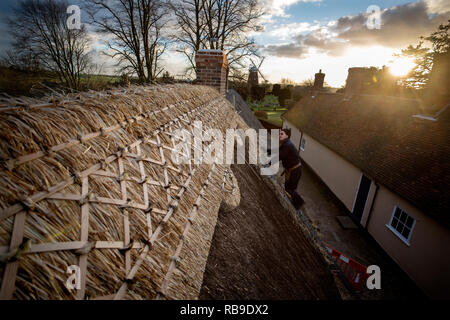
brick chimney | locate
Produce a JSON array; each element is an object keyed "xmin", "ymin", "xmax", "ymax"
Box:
[
  {"xmin": 344, "ymin": 67, "xmax": 375, "ymax": 97},
  {"xmin": 313, "ymin": 69, "xmax": 325, "ymax": 90},
  {"xmin": 195, "ymin": 49, "xmax": 229, "ymax": 94}
]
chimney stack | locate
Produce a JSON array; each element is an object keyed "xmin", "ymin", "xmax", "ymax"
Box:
[
  {"xmin": 344, "ymin": 67, "xmax": 374, "ymax": 97},
  {"xmin": 195, "ymin": 49, "xmax": 229, "ymax": 94},
  {"xmin": 313, "ymin": 69, "xmax": 325, "ymax": 90}
]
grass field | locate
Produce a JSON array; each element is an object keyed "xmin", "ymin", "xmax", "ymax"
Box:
[
  {"xmin": 250, "ymin": 103, "xmax": 287, "ymax": 128},
  {"xmin": 0, "ymin": 67, "xmax": 122, "ymax": 97},
  {"xmin": 265, "ymin": 110, "xmax": 286, "ymax": 127}
]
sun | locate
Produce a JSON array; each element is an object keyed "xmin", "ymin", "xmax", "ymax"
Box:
[{"xmin": 389, "ymin": 58, "xmax": 415, "ymax": 77}]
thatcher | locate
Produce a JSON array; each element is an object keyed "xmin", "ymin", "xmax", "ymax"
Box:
[{"xmin": 0, "ymin": 84, "xmax": 243, "ymax": 300}]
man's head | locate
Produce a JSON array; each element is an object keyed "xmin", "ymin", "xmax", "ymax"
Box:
[{"xmin": 280, "ymin": 128, "xmax": 291, "ymax": 142}]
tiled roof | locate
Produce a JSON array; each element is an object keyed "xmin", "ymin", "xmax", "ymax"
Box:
[{"xmin": 282, "ymin": 93, "xmax": 450, "ymax": 227}]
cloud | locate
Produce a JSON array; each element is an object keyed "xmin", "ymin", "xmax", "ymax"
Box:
[
  {"xmin": 267, "ymin": 22, "xmax": 320, "ymax": 39},
  {"xmin": 263, "ymin": 24, "xmax": 347, "ymax": 58},
  {"xmin": 264, "ymin": 0, "xmax": 322, "ymax": 17},
  {"xmin": 264, "ymin": 43, "xmax": 309, "ymax": 58},
  {"xmin": 263, "ymin": 1, "xmax": 450, "ymax": 59},
  {"xmin": 425, "ymin": 0, "xmax": 450, "ymax": 14},
  {"xmin": 301, "ymin": 33, "xmax": 348, "ymax": 55},
  {"xmin": 334, "ymin": 1, "xmax": 450, "ymax": 49},
  {"xmin": 263, "ymin": 30, "xmax": 348, "ymax": 58}
]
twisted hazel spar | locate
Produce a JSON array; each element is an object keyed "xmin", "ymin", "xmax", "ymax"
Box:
[{"xmin": 0, "ymin": 84, "xmax": 244, "ymax": 300}]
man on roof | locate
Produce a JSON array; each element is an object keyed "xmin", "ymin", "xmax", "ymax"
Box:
[{"xmin": 279, "ymin": 128, "xmax": 304, "ymax": 210}]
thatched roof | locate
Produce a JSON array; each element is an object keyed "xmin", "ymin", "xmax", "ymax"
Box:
[{"xmin": 0, "ymin": 84, "xmax": 242, "ymax": 300}]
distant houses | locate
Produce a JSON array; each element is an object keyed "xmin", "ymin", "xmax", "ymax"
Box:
[{"xmin": 282, "ymin": 68, "xmax": 450, "ymax": 298}]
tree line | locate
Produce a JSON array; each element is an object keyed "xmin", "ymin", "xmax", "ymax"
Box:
[
  {"xmin": 2, "ymin": 1, "xmax": 448, "ymax": 93},
  {"xmin": 2, "ymin": 0, "xmax": 264, "ymax": 90},
  {"xmin": 397, "ymin": 19, "xmax": 449, "ymax": 90}
]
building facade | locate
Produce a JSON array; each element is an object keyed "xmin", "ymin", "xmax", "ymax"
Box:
[{"xmin": 282, "ymin": 90, "xmax": 450, "ymax": 298}]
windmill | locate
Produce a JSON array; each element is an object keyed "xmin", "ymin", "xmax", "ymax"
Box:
[{"xmin": 248, "ymin": 57, "xmax": 267, "ymax": 87}]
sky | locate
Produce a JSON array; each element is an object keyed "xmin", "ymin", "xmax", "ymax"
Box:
[
  {"xmin": 255, "ymin": 0, "xmax": 450, "ymax": 86},
  {"xmin": 0, "ymin": 0, "xmax": 449, "ymax": 87}
]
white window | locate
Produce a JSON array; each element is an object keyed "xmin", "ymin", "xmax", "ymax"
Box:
[
  {"xmin": 387, "ymin": 206, "xmax": 416, "ymax": 245},
  {"xmin": 300, "ymin": 137, "xmax": 306, "ymax": 151}
]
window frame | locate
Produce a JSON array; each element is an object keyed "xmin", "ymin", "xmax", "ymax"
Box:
[{"xmin": 385, "ymin": 206, "xmax": 416, "ymax": 246}]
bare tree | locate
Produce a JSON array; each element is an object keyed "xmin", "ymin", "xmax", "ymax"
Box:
[
  {"xmin": 2, "ymin": 48, "xmax": 41, "ymax": 72},
  {"xmin": 169, "ymin": 0, "xmax": 207, "ymax": 75},
  {"xmin": 280, "ymin": 78, "xmax": 296, "ymax": 85},
  {"xmin": 84, "ymin": 0, "xmax": 168, "ymax": 83},
  {"xmin": 169, "ymin": 0, "xmax": 264, "ymax": 77},
  {"xmin": 8, "ymin": 0, "xmax": 91, "ymax": 90},
  {"xmin": 300, "ymin": 78, "xmax": 314, "ymax": 88}
]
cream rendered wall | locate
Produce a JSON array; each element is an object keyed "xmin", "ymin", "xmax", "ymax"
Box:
[
  {"xmin": 367, "ymin": 186, "xmax": 450, "ymax": 298},
  {"xmin": 282, "ymin": 120, "xmax": 450, "ymax": 298},
  {"xmin": 284, "ymin": 120, "xmax": 364, "ymax": 213}
]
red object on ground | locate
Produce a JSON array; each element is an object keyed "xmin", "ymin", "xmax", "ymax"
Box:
[{"xmin": 324, "ymin": 243, "xmax": 368, "ymax": 291}]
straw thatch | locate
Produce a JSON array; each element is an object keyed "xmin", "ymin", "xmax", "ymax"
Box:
[{"xmin": 0, "ymin": 84, "xmax": 243, "ymax": 300}]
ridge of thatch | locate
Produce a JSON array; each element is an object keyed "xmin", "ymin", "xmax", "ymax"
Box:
[{"xmin": 0, "ymin": 84, "xmax": 242, "ymax": 299}]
